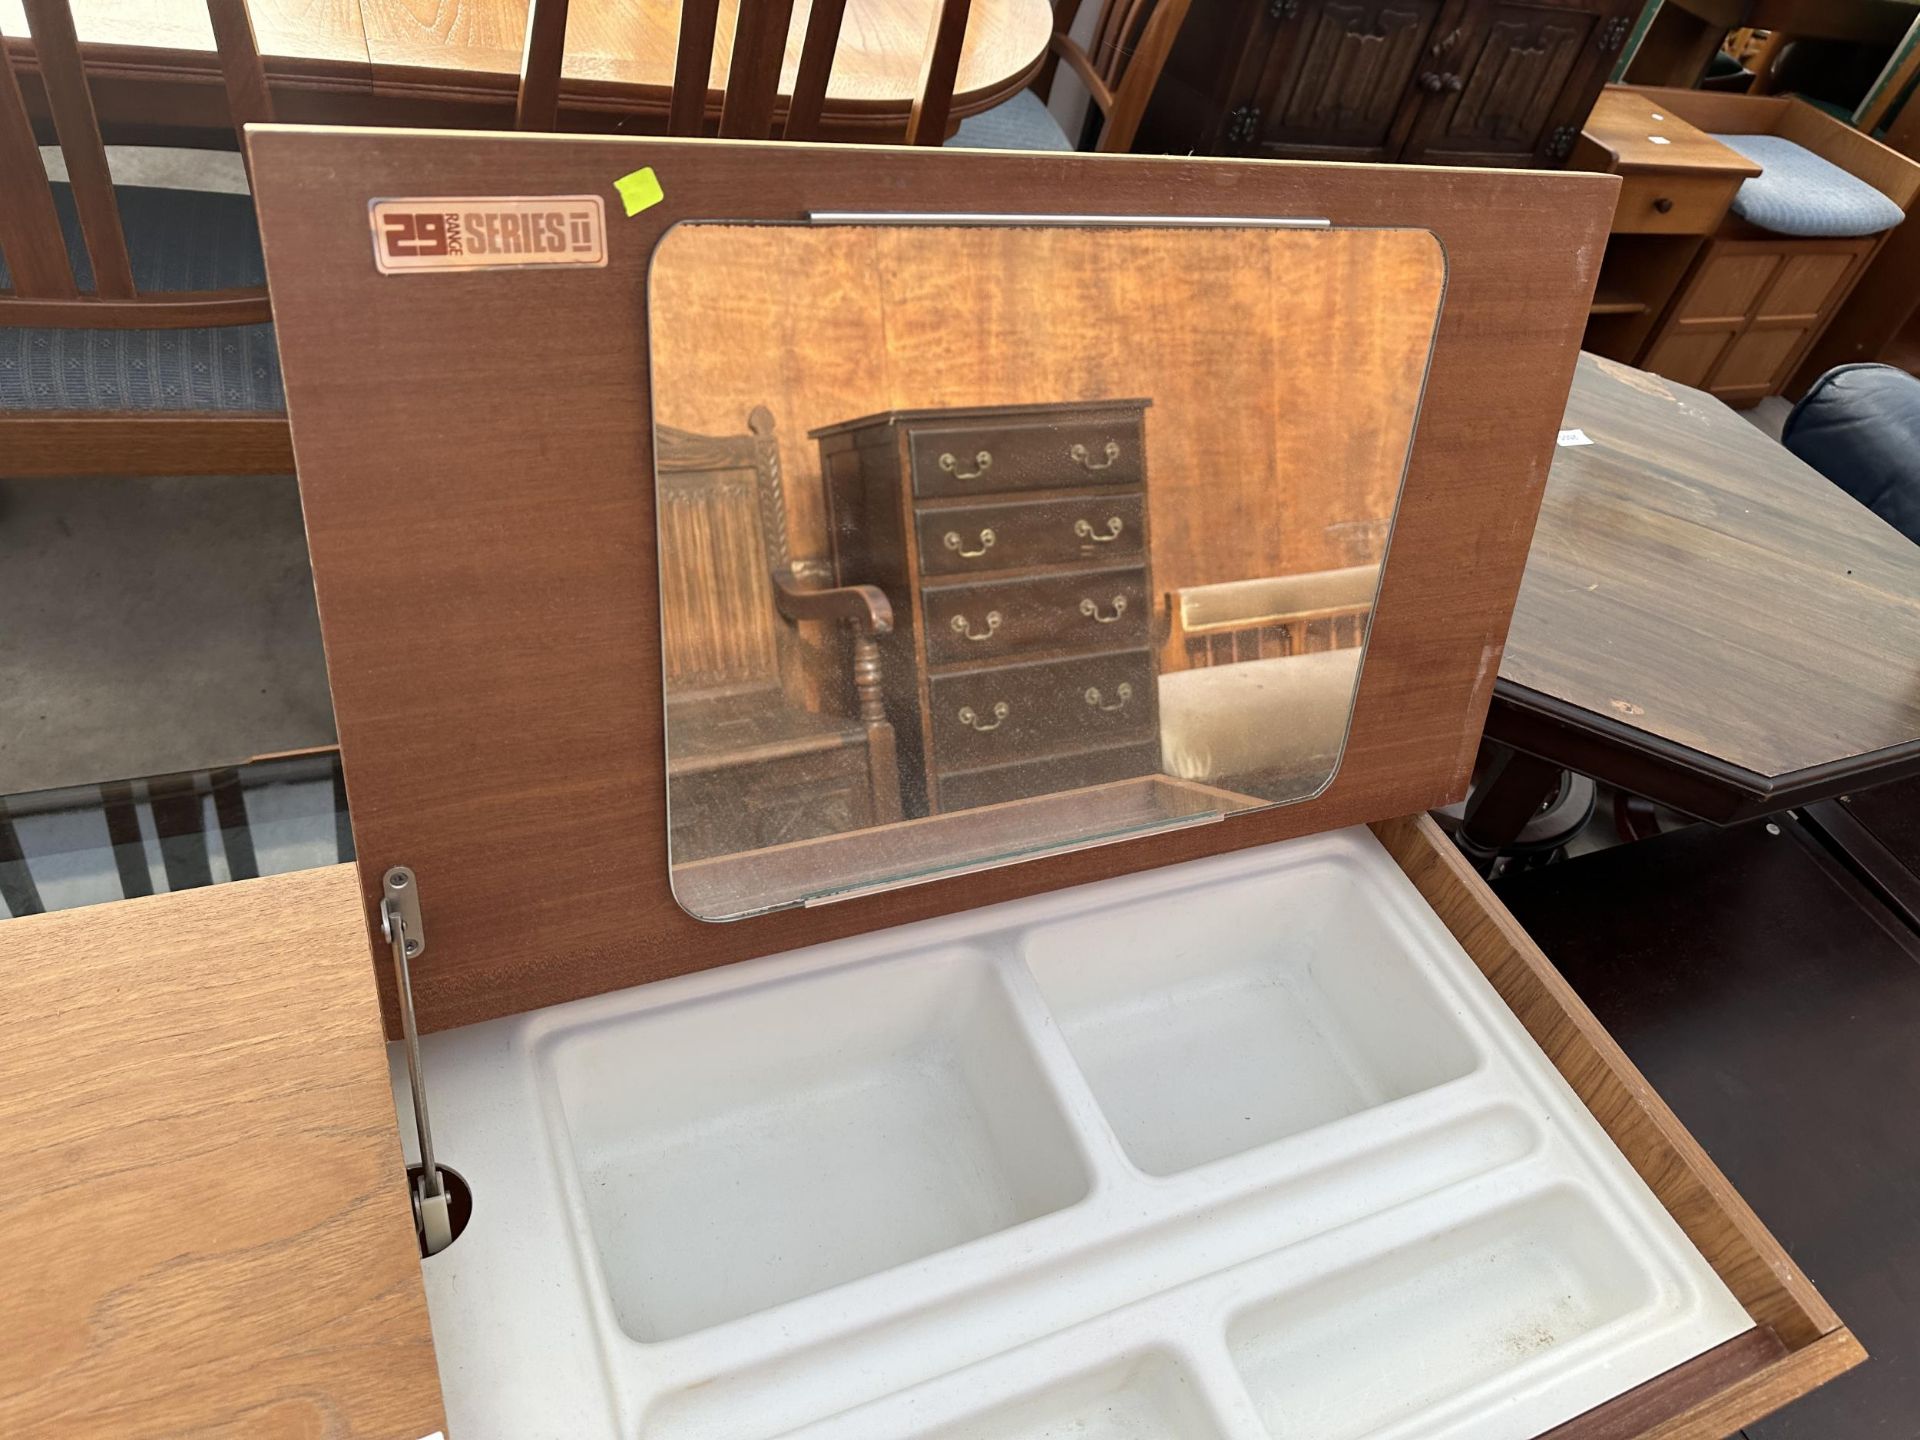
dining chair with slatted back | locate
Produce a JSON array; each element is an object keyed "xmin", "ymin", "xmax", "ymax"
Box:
[
  {"xmin": 514, "ymin": 0, "xmax": 978, "ymax": 143},
  {"xmin": 0, "ymin": 0, "xmax": 291, "ymax": 476},
  {"xmin": 1030, "ymin": 0, "xmax": 1192, "ymax": 151}
]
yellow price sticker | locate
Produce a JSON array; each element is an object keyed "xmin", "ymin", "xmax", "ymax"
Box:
[{"xmin": 614, "ymin": 167, "xmax": 665, "ymax": 217}]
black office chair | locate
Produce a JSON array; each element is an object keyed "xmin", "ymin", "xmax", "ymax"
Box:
[{"xmin": 1783, "ymin": 363, "xmax": 1920, "ymax": 545}]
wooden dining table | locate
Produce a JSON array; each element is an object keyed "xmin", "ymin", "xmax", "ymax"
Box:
[
  {"xmin": 1, "ymin": 0, "xmax": 1052, "ymax": 141},
  {"xmin": 1458, "ymin": 351, "xmax": 1920, "ymax": 865}
]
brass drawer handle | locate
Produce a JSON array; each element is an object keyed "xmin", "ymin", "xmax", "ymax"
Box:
[
  {"xmin": 958, "ymin": 700, "xmax": 1010, "ymax": 732},
  {"xmin": 950, "ymin": 610, "xmax": 1002, "ymax": 642},
  {"xmin": 939, "ymin": 450, "xmax": 993, "ymax": 481},
  {"xmin": 1079, "ymin": 595, "xmax": 1127, "ymax": 624},
  {"xmin": 1074, "ymin": 516, "xmax": 1124, "ymax": 544},
  {"xmin": 943, "ymin": 527, "xmax": 996, "ymax": 559},
  {"xmin": 1070, "ymin": 440, "xmax": 1121, "ymax": 472},
  {"xmin": 1084, "ymin": 682, "xmax": 1133, "ymax": 713}
]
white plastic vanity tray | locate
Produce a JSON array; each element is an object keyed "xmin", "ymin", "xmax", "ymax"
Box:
[{"xmin": 392, "ymin": 826, "xmax": 1749, "ymax": 1440}]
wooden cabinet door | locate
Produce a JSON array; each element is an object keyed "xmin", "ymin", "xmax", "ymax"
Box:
[
  {"xmin": 1642, "ymin": 236, "xmax": 1880, "ymax": 406},
  {"xmin": 1230, "ymin": 0, "xmax": 1448, "ymax": 161},
  {"xmin": 1398, "ymin": 0, "xmax": 1633, "ymax": 166}
]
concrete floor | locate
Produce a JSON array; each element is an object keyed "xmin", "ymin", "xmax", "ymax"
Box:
[
  {"xmin": 0, "ymin": 474, "xmax": 336, "ymax": 796},
  {"xmin": 3, "ymin": 148, "xmax": 334, "ymax": 799}
]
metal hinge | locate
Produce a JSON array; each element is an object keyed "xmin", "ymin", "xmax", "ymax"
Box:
[
  {"xmin": 1596, "ymin": 15, "xmax": 1631, "ymax": 52},
  {"xmin": 1225, "ymin": 104, "xmax": 1262, "ymax": 146},
  {"xmin": 1546, "ymin": 123, "xmax": 1579, "ymax": 161},
  {"xmin": 382, "ymin": 865, "xmax": 453, "ymax": 1257},
  {"xmin": 1268, "ymin": 0, "xmax": 1298, "ymax": 20}
]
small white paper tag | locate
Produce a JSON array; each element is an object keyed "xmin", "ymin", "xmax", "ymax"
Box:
[
  {"xmin": 1557, "ymin": 428, "xmax": 1594, "ymax": 447},
  {"xmin": 1648, "ymin": 134, "xmax": 1671, "ymax": 145}
]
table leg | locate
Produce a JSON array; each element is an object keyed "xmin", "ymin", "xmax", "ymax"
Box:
[{"xmin": 1455, "ymin": 744, "xmax": 1567, "ymax": 874}]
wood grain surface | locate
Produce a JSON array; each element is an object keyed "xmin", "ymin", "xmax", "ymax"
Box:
[
  {"xmin": 360, "ymin": 0, "xmax": 1050, "ymax": 114},
  {"xmin": 1576, "ymin": 88, "xmax": 1762, "ymax": 177},
  {"xmin": 0, "ymin": 865, "xmax": 445, "ymax": 1439},
  {"xmin": 1372, "ymin": 813, "xmax": 1861, "ymax": 1436},
  {"xmin": 249, "ymin": 127, "xmax": 1614, "ymax": 1035},
  {"xmin": 9, "ymin": 0, "xmax": 1048, "ymax": 126},
  {"xmin": 651, "ymin": 224, "xmax": 1441, "ymax": 601},
  {"xmin": 0, "ymin": 0, "xmax": 372, "ymax": 70},
  {"xmin": 1504, "ymin": 353, "xmax": 1920, "ymax": 778},
  {"xmin": 0, "ymin": 413, "xmax": 294, "ymax": 476}
]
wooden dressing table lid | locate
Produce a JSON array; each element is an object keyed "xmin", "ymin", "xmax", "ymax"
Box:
[
  {"xmin": 247, "ymin": 127, "xmax": 1616, "ymax": 1037},
  {"xmin": 0, "ymin": 867, "xmax": 446, "ymax": 1438}
]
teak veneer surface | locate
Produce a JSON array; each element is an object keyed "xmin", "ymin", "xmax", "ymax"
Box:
[
  {"xmin": 247, "ymin": 128, "xmax": 1615, "ymax": 1036},
  {"xmin": 1577, "ymin": 88, "xmax": 1762, "ymax": 178},
  {"xmin": 1505, "ymin": 354, "xmax": 1920, "ymax": 780},
  {"xmin": 0, "ymin": 865, "xmax": 445, "ymax": 1440},
  {"xmin": 0, "ymin": 0, "xmax": 1049, "ymax": 129}
]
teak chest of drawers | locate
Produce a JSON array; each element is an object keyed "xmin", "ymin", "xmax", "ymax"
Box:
[{"xmin": 813, "ymin": 400, "xmax": 1161, "ymax": 817}]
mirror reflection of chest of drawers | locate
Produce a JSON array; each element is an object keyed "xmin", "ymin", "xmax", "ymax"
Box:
[{"xmin": 812, "ymin": 401, "xmax": 1159, "ymax": 817}]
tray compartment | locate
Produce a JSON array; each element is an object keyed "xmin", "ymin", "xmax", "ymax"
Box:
[
  {"xmin": 918, "ymin": 1350, "xmax": 1226, "ymax": 1440},
  {"xmin": 1023, "ymin": 858, "xmax": 1479, "ymax": 1175},
  {"xmin": 1227, "ymin": 1187, "xmax": 1653, "ymax": 1440},
  {"xmin": 542, "ymin": 950, "xmax": 1090, "ymax": 1342}
]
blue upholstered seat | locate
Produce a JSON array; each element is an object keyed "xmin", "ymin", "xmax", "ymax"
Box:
[
  {"xmin": 1711, "ymin": 133, "xmax": 1907, "ymax": 239},
  {"xmin": 0, "ymin": 183, "xmax": 282, "ymax": 411},
  {"xmin": 949, "ymin": 90, "xmax": 1076, "ymax": 152}
]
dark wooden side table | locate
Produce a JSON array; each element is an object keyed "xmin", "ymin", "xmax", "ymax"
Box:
[
  {"xmin": 1494, "ymin": 814, "xmax": 1920, "ymax": 1439},
  {"xmin": 1457, "ymin": 353, "xmax": 1920, "ymax": 867}
]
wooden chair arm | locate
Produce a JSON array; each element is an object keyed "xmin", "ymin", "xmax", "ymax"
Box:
[
  {"xmin": 1050, "ymin": 36, "xmax": 1115, "ymax": 113},
  {"xmin": 772, "ymin": 570, "xmax": 894, "ymax": 635}
]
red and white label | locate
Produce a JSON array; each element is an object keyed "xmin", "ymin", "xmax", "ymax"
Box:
[{"xmin": 369, "ymin": 196, "xmax": 608, "ymax": 274}]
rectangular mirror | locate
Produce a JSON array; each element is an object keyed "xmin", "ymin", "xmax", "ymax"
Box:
[{"xmin": 651, "ymin": 221, "xmax": 1444, "ymax": 919}]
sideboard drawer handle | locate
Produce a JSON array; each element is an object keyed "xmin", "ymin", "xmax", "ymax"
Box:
[
  {"xmin": 1079, "ymin": 595, "xmax": 1127, "ymax": 624},
  {"xmin": 939, "ymin": 450, "xmax": 993, "ymax": 481},
  {"xmin": 1083, "ymin": 682, "xmax": 1134, "ymax": 713},
  {"xmin": 1652, "ymin": 196, "xmax": 1674, "ymax": 214},
  {"xmin": 950, "ymin": 610, "xmax": 1002, "ymax": 642},
  {"xmin": 943, "ymin": 527, "xmax": 997, "ymax": 559},
  {"xmin": 1069, "ymin": 440, "xmax": 1121, "ymax": 472},
  {"xmin": 1074, "ymin": 516, "xmax": 1124, "ymax": 544},
  {"xmin": 958, "ymin": 700, "xmax": 1010, "ymax": 732}
]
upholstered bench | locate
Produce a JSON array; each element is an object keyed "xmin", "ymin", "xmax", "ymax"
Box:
[
  {"xmin": 1625, "ymin": 88, "xmax": 1920, "ymax": 407},
  {"xmin": 1158, "ymin": 647, "xmax": 1362, "ymax": 796},
  {"xmin": 1710, "ymin": 133, "xmax": 1906, "ymax": 239}
]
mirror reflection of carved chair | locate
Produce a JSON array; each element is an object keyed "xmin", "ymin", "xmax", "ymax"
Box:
[{"xmin": 658, "ymin": 407, "xmax": 900, "ymax": 862}]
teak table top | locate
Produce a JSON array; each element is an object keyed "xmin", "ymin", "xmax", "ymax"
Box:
[
  {"xmin": 0, "ymin": 0, "xmax": 1051, "ymax": 130},
  {"xmin": 0, "ymin": 865, "xmax": 445, "ymax": 1439},
  {"xmin": 1497, "ymin": 354, "xmax": 1920, "ymax": 814}
]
